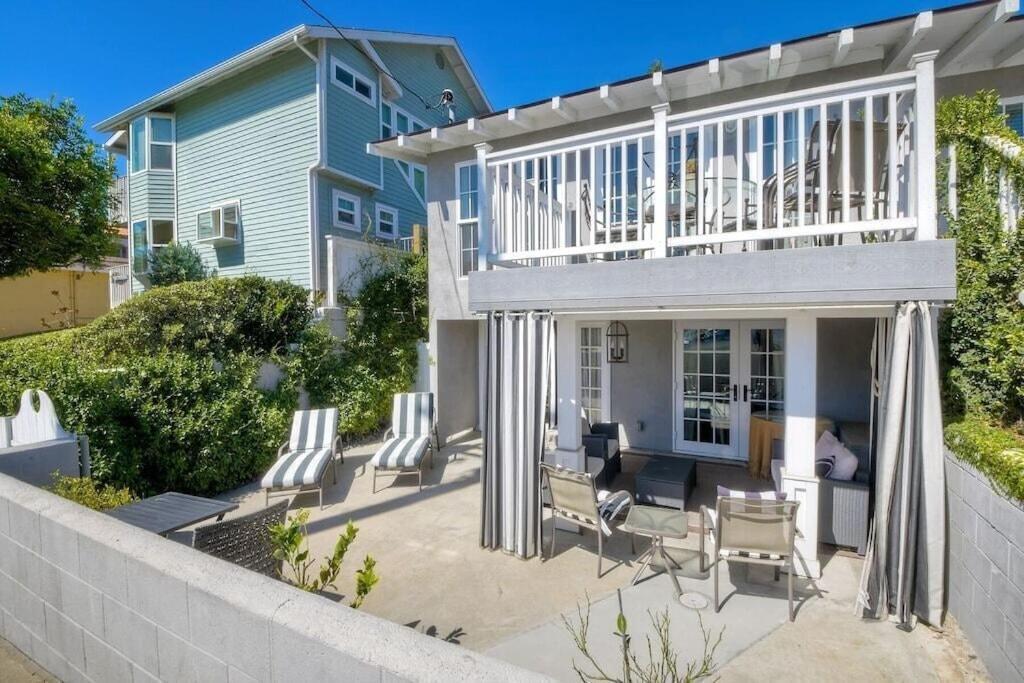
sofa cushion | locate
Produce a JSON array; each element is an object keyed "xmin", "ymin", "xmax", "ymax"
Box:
[
  {"xmin": 606, "ymin": 438, "xmax": 619, "ymax": 456},
  {"xmin": 829, "ymin": 442, "xmax": 860, "ymax": 481}
]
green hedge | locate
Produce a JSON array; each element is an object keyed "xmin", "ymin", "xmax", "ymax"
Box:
[
  {"xmin": 0, "ymin": 258, "xmax": 427, "ymax": 497},
  {"xmin": 945, "ymin": 415, "xmax": 1024, "ymax": 503}
]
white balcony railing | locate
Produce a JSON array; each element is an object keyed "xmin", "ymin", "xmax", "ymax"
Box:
[{"xmin": 479, "ymin": 56, "xmax": 939, "ymax": 269}]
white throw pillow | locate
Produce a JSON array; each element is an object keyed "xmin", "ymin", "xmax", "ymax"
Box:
[
  {"xmin": 830, "ymin": 442, "xmax": 860, "ymax": 481},
  {"xmin": 815, "ymin": 431, "xmax": 839, "ymax": 463}
]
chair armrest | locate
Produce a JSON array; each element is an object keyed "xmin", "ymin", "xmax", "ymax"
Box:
[
  {"xmin": 333, "ymin": 435, "xmax": 343, "ymax": 458},
  {"xmin": 590, "ymin": 422, "xmax": 619, "ymax": 440},
  {"xmin": 277, "ymin": 441, "xmax": 289, "ymax": 458}
]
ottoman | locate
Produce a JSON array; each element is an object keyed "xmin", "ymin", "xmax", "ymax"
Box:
[{"xmin": 635, "ymin": 457, "xmax": 697, "ymax": 509}]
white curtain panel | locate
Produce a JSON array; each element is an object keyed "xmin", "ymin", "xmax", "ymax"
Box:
[
  {"xmin": 480, "ymin": 311, "xmax": 553, "ymax": 559},
  {"xmin": 857, "ymin": 302, "xmax": 946, "ymax": 627}
]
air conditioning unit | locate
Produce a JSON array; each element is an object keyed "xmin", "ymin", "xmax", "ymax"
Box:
[{"xmin": 197, "ymin": 202, "xmax": 240, "ymax": 246}]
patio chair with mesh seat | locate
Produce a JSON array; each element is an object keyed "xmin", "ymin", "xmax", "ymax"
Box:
[{"xmin": 700, "ymin": 494, "xmax": 800, "ymax": 621}]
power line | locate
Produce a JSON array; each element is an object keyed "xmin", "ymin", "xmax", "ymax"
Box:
[{"xmin": 298, "ymin": 0, "xmax": 447, "ymax": 113}]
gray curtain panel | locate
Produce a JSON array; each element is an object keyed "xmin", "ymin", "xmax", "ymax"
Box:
[
  {"xmin": 480, "ymin": 311, "xmax": 553, "ymax": 559},
  {"xmin": 857, "ymin": 302, "xmax": 946, "ymax": 627}
]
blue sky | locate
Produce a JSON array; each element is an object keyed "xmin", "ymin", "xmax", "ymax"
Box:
[{"xmin": 0, "ymin": 0, "xmax": 974, "ymax": 147}]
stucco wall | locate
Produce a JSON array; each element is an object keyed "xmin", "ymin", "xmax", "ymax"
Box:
[
  {"xmin": 609, "ymin": 320, "xmax": 674, "ymax": 452},
  {"xmin": 0, "ymin": 270, "xmax": 110, "ymax": 339},
  {"xmin": 946, "ymin": 452, "xmax": 1024, "ymax": 682},
  {"xmin": 434, "ymin": 320, "xmax": 479, "ymax": 443},
  {"xmin": 816, "ymin": 319, "xmax": 873, "ymax": 424},
  {"xmin": 0, "ymin": 472, "xmax": 543, "ymax": 683}
]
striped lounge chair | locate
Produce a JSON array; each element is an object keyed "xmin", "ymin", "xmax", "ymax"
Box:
[
  {"xmin": 370, "ymin": 393, "xmax": 437, "ymax": 493},
  {"xmin": 700, "ymin": 490, "xmax": 800, "ymax": 621},
  {"xmin": 262, "ymin": 408, "xmax": 343, "ymax": 510}
]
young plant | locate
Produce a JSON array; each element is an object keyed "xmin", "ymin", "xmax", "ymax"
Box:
[
  {"xmin": 269, "ymin": 510, "xmax": 379, "ymax": 608},
  {"xmin": 563, "ymin": 590, "xmax": 721, "ymax": 683},
  {"xmin": 48, "ymin": 473, "xmax": 135, "ymax": 511}
]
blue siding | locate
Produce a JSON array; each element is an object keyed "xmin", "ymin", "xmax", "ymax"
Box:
[
  {"xmin": 323, "ymin": 41, "xmax": 381, "ymax": 186},
  {"xmin": 174, "ymin": 50, "xmax": 318, "ymax": 287}
]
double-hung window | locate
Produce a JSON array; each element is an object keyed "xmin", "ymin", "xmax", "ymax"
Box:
[
  {"xmin": 333, "ymin": 189, "xmax": 361, "ymax": 231},
  {"xmin": 331, "ymin": 57, "xmax": 375, "ymax": 105},
  {"xmin": 375, "ymin": 204, "xmax": 397, "ymax": 239},
  {"xmin": 1001, "ymin": 96, "xmax": 1024, "ymax": 137},
  {"xmin": 129, "ymin": 114, "xmax": 174, "ymax": 173},
  {"xmin": 456, "ymin": 162, "xmax": 479, "ymax": 277}
]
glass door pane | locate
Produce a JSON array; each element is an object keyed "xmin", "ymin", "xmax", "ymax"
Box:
[
  {"xmin": 678, "ymin": 326, "xmax": 736, "ymax": 457},
  {"xmin": 748, "ymin": 327, "xmax": 785, "ymax": 421}
]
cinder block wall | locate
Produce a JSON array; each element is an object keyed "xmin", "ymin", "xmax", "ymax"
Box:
[
  {"xmin": 0, "ymin": 472, "xmax": 545, "ymax": 682},
  {"xmin": 946, "ymin": 452, "xmax": 1024, "ymax": 682}
]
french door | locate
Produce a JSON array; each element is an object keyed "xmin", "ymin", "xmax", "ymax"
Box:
[{"xmin": 673, "ymin": 321, "xmax": 786, "ymax": 461}]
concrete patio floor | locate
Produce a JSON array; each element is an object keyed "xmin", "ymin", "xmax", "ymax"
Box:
[{"xmin": 213, "ymin": 436, "xmax": 987, "ymax": 681}]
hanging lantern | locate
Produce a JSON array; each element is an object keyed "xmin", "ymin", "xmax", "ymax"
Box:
[{"xmin": 606, "ymin": 321, "xmax": 629, "ymax": 363}]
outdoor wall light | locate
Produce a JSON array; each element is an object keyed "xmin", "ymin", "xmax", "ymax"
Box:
[{"xmin": 607, "ymin": 321, "xmax": 629, "ymax": 363}]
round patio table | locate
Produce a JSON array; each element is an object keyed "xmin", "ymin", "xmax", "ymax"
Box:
[{"xmin": 622, "ymin": 504, "xmax": 710, "ymax": 610}]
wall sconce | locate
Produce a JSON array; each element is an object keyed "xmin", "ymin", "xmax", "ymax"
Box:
[{"xmin": 607, "ymin": 321, "xmax": 629, "ymax": 363}]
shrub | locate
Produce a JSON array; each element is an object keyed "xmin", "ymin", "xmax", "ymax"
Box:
[
  {"xmin": 48, "ymin": 474, "xmax": 135, "ymax": 511},
  {"xmin": 945, "ymin": 415, "xmax": 1024, "ymax": 502},
  {"xmin": 147, "ymin": 242, "xmax": 211, "ymax": 287},
  {"xmin": 295, "ymin": 250, "xmax": 427, "ymax": 435},
  {"xmin": 85, "ymin": 275, "xmax": 312, "ymax": 359}
]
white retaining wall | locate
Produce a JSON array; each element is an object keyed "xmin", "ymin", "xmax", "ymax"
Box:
[{"xmin": 0, "ymin": 472, "xmax": 546, "ymax": 682}]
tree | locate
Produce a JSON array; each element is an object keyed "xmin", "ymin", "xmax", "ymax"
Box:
[
  {"xmin": 147, "ymin": 241, "xmax": 211, "ymax": 287},
  {"xmin": 0, "ymin": 94, "xmax": 115, "ymax": 279}
]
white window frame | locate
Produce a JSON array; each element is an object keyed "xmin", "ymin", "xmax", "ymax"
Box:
[
  {"xmin": 129, "ymin": 113, "xmax": 175, "ymax": 175},
  {"xmin": 1000, "ymin": 96, "xmax": 1024, "ymax": 136},
  {"xmin": 129, "ymin": 118, "xmax": 146, "ymax": 175},
  {"xmin": 332, "ymin": 189, "xmax": 361, "ymax": 231},
  {"xmin": 130, "ymin": 218, "xmax": 176, "ymax": 275},
  {"xmin": 330, "ymin": 56, "xmax": 375, "ymax": 106},
  {"xmin": 381, "ymin": 100, "xmax": 426, "ymax": 139},
  {"xmin": 578, "ymin": 323, "xmax": 611, "ymax": 425},
  {"xmin": 456, "ymin": 160, "xmax": 478, "ymax": 278},
  {"xmin": 375, "ymin": 204, "xmax": 398, "ymax": 240}
]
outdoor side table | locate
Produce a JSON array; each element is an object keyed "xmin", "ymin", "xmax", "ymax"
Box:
[
  {"xmin": 107, "ymin": 492, "xmax": 238, "ymax": 537},
  {"xmin": 623, "ymin": 504, "xmax": 708, "ymax": 609}
]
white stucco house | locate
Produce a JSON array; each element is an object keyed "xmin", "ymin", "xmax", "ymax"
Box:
[{"xmin": 371, "ymin": 0, "xmax": 1023, "ymax": 601}]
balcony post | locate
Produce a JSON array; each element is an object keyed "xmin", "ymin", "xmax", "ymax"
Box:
[
  {"xmin": 912, "ymin": 51, "xmax": 939, "ymax": 241},
  {"xmin": 324, "ymin": 235, "xmax": 338, "ymax": 307},
  {"xmin": 651, "ymin": 103, "xmax": 671, "ymax": 258},
  {"xmin": 475, "ymin": 143, "xmax": 493, "ymax": 272}
]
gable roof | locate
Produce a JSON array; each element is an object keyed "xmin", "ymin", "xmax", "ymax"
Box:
[{"xmin": 94, "ymin": 25, "xmax": 490, "ymax": 132}]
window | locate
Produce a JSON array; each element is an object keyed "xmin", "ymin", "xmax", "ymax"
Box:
[
  {"xmin": 332, "ymin": 189, "xmax": 361, "ymax": 231},
  {"xmin": 131, "ymin": 218, "xmax": 175, "ymax": 274},
  {"xmin": 130, "ymin": 119, "xmax": 146, "ymax": 173},
  {"xmin": 197, "ymin": 201, "xmax": 241, "ymax": 246},
  {"xmin": 1001, "ymin": 97, "xmax": 1024, "ymax": 137},
  {"xmin": 375, "ymin": 204, "xmax": 397, "ymax": 239},
  {"xmin": 397, "ymin": 160, "xmax": 428, "ymax": 205},
  {"xmin": 381, "ymin": 101, "xmax": 426, "ymax": 139},
  {"xmin": 331, "ymin": 57, "xmax": 375, "ymax": 105},
  {"xmin": 129, "ymin": 115, "xmax": 174, "ymax": 173},
  {"xmin": 579, "ymin": 326, "xmax": 605, "ymax": 424},
  {"xmin": 131, "ymin": 220, "xmax": 148, "ymax": 274},
  {"xmin": 149, "ymin": 116, "xmax": 174, "ymax": 170},
  {"xmin": 456, "ymin": 162, "xmax": 479, "ymax": 276}
]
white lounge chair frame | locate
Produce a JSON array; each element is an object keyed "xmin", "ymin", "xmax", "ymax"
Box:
[
  {"xmin": 371, "ymin": 393, "xmax": 438, "ymax": 494},
  {"xmin": 263, "ymin": 408, "xmax": 343, "ymax": 510}
]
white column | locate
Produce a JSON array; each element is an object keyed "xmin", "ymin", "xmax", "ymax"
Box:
[
  {"xmin": 475, "ymin": 143, "xmax": 493, "ymax": 272},
  {"xmin": 782, "ymin": 314, "xmax": 820, "ymax": 578},
  {"xmin": 912, "ymin": 50, "xmax": 939, "ymax": 241},
  {"xmin": 553, "ymin": 316, "xmax": 584, "ymax": 470},
  {"xmin": 324, "ymin": 235, "xmax": 338, "ymax": 308},
  {"xmin": 651, "ymin": 103, "xmax": 671, "ymax": 258}
]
